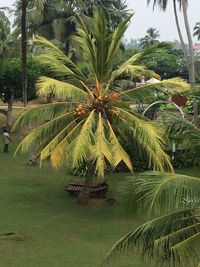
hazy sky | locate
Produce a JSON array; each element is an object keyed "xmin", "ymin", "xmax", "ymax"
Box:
[{"xmin": 1, "ymin": 0, "xmax": 200, "ymax": 42}]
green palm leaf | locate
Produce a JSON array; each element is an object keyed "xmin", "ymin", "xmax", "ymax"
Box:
[
  {"xmin": 36, "ymin": 76, "xmax": 88, "ymax": 101},
  {"xmin": 12, "ymin": 102, "xmax": 75, "ymax": 132}
]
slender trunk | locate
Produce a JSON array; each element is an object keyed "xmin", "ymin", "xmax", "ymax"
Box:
[
  {"xmin": 173, "ymin": 0, "xmax": 191, "ymax": 80},
  {"xmin": 21, "ymin": 0, "xmax": 27, "ymax": 107},
  {"xmin": 78, "ymin": 167, "xmax": 93, "ymax": 205},
  {"xmin": 182, "ymin": 0, "xmax": 198, "ymax": 124},
  {"xmin": 6, "ymin": 89, "xmax": 14, "ymax": 127}
]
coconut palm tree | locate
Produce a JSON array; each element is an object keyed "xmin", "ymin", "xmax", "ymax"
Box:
[
  {"xmin": 12, "ymin": 9, "xmax": 188, "ymax": 204},
  {"xmin": 147, "ymin": 0, "xmax": 198, "ymax": 124},
  {"xmin": 0, "ymin": 10, "xmax": 11, "ymax": 62},
  {"xmin": 194, "ymin": 22, "xmax": 200, "ymax": 41},
  {"xmin": 105, "ymin": 114, "xmax": 200, "ymax": 266},
  {"xmin": 140, "ymin": 27, "xmax": 160, "ymax": 48}
]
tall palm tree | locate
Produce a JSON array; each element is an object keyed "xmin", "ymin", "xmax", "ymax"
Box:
[
  {"xmin": 140, "ymin": 27, "xmax": 160, "ymax": 48},
  {"xmin": 194, "ymin": 22, "xmax": 200, "ymax": 41},
  {"xmin": 21, "ymin": 0, "xmax": 28, "ymax": 107},
  {"xmin": 12, "ymin": 9, "xmax": 188, "ymax": 204},
  {"xmin": 0, "ymin": 10, "xmax": 11, "ymax": 62},
  {"xmin": 147, "ymin": 0, "xmax": 198, "ymax": 124}
]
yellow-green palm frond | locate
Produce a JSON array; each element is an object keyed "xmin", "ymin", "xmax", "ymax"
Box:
[
  {"xmin": 68, "ymin": 110, "xmax": 96, "ymax": 169},
  {"xmin": 105, "ymin": 208, "xmax": 200, "ymax": 267},
  {"xmin": 106, "ymin": 14, "xmax": 133, "ymax": 67},
  {"xmin": 34, "ymin": 36, "xmax": 85, "ymax": 79},
  {"xmin": 113, "ymin": 107, "xmax": 173, "ymax": 172},
  {"xmin": 106, "ymin": 119, "xmax": 133, "ymax": 173},
  {"xmin": 12, "ymin": 102, "xmax": 74, "ymax": 132},
  {"xmin": 40, "ymin": 118, "xmax": 79, "ymax": 162},
  {"xmin": 120, "ymin": 78, "xmax": 190, "ymax": 99},
  {"xmin": 15, "ymin": 112, "xmax": 75, "ymax": 156},
  {"xmin": 49, "ymin": 118, "xmax": 86, "ymax": 168},
  {"xmin": 36, "ymin": 76, "xmax": 88, "ymax": 101},
  {"xmin": 93, "ymin": 113, "xmax": 113, "ymax": 177}
]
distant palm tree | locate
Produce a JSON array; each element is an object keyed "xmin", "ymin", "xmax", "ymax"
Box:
[
  {"xmin": 147, "ymin": 0, "xmax": 198, "ymax": 124},
  {"xmin": 12, "ymin": 10, "xmax": 188, "ymax": 204},
  {"xmin": 194, "ymin": 22, "xmax": 200, "ymax": 40},
  {"xmin": 0, "ymin": 10, "xmax": 11, "ymax": 62},
  {"xmin": 140, "ymin": 27, "xmax": 160, "ymax": 48}
]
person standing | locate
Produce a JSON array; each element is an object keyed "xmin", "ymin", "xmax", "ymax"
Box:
[{"xmin": 3, "ymin": 129, "xmax": 11, "ymax": 153}]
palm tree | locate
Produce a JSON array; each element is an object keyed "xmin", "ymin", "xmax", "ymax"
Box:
[
  {"xmin": 105, "ymin": 114, "xmax": 200, "ymax": 266},
  {"xmin": 140, "ymin": 27, "xmax": 160, "ymax": 48},
  {"xmin": 147, "ymin": 0, "xmax": 198, "ymax": 124},
  {"xmin": 0, "ymin": 10, "xmax": 11, "ymax": 62},
  {"xmin": 12, "ymin": 9, "xmax": 188, "ymax": 204},
  {"xmin": 194, "ymin": 22, "xmax": 200, "ymax": 40},
  {"xmin": 21, "ymin": 0, "xmax": 28, "ymax": 107}
]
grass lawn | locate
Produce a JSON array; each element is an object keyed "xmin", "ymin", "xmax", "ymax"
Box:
[
  {"xmin": 0, "ymin": 136, "xmax": 156, "ymax": 267},
  {"xmin": 1, "ymin": 110, "xmax": 200, "ymax": 267}
]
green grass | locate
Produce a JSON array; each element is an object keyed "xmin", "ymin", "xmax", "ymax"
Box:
[{"xmin": 0, "ymin": 139, "xmax": 156, "ymax": 267}]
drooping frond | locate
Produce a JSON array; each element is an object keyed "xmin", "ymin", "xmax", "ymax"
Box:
[
  {"xmin": 119, "ymin": 172, "xmax": 200, "ymax": 218},
  {"xmin": 113, "ymin": 107, "xmax": 173, "ymax": 171},
  {"xmin": 162, "ymin": 113, "xmax": 200, "ymax": 147},
  {"xmin": 36, "ymin": 76, "xmax": 88, "ymax": 101},
  {"xmin": 40, "ymin": 118, "xmax": 79, "ymax": 162},
  {"xmin": 50, "ymin": 118, "xmax": 86, "ymax": 168},
  {"xmin": 120, "ymin": 78, "xmax": 190, "ymax": 99},
  {"xmin": 106, "ymin": 119, "xmax": 133, "ymax": 173},
  {"xmin": 93, "ymin": 113, "xmax": 113, "ymax": 177},
  {"xmin": 15, "ymin": 112, "xmax": 75, "ymax": 155},
  {"xmin": 105, "ymin": 208, "xmax": 200, "ymax": 267},
  {"xmin": 12, "ymin": 102, "xmax": 74, "ymax": 132},
  {"xmin": 68, "ymin": 110, "xmax": 96, "ymax": 169}
]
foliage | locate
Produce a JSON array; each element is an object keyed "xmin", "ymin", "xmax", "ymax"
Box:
[
  {"xmin": 194, "ymin": 22, "xmax": 200, "ymax": 40},
  {"xmin": 105, "ymin": 171, "xmax": 200, "ymax": 267},
  {"xmin": 0, "ymin": 57, "xmax": 48, "ymax": 102},
  {"xmin": 12, "ymin": 10, "xmax": 189, "ymax": 177},
  {"xmin": 139, "ymin": 28, "xmax": 160, "ymax": 49}
]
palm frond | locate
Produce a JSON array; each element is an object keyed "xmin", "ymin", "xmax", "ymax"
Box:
[
  {"xmin": 120, "ymin": 78, "xmax": 190, "ymax": 99},
  {"xmin": 119, "ymin": 172, "xmax": 200, "ymax": 218},
  {"xmin": 12, "ymin": 102, "xmax": 74, "ymax": 132},
  {"xmin": 114, "ymin": 107, "xmax": 173, "ymax": 171},
  {"xmin": 15, "ymin": 112, "xmax": 75, "ymax": 155},
  {"xmin": 93, "ymin": 112, "xmax": 114, "ymax": 177},
  {"xmin": 36, "ymin": 76, "xmax": 88, "ymax": 101},
  {"xmin": 68, "ymin": 110, "xmax": 96, "ymax": 169},
  {"xmin": 105, "ymin": 208, "xmax": 200, "ymax": 267},
  {"xmin": 106, "ymin": 119, "xmax": 133, "ymax": 173},
  {"xmin": 34, "ymin": 36, "xmax": 85, "ymax": 80}
]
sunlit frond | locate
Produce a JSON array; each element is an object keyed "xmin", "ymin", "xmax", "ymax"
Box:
[
  {"xmin": 15, "ymin": 112, "xmax": 74, "ymax": 155},
  {"xmin": 12, "ymin": 102, "xmax": 74, "ymax": 132},
  {"xmin": 36, "ymin": 76, "xmax": 88, "ymax": 101},
  {"xmin": 106, "ymin": 119, "xmax": 133, "ymax": 173},
  {"xmin": 68, "ymin": 110, "xmax": 96, "ymax": 169},
  {"xmin": 114, "ymin": 107, "xmax": 173, "ymax": 171},
  {"xmin": 93, "ymin": 113, "xmax": 113, "ymax": 177}
]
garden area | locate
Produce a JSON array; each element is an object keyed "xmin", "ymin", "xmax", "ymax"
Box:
[{"xmin": 1, "ymin": 1, "xmax": 200, "ymax": 267}]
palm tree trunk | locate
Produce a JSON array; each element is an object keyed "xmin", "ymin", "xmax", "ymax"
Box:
[
  {"xmin": 173, "ymin": 0, "xmax": 191, "ymax": 79},
  {"xmin": 21, "ymin": 0, "xmax": 27, "ymax": 107},
  {"xmin": 182, "ymin": 0, "xmax": 198, "ymax": 124},
  {"xmin": 6, "ymin": 89, "xmax": 14, "ymax": 127},
  {"xmin": 78, "ymin": 167, "xmax": 93, "ymax": 205}
]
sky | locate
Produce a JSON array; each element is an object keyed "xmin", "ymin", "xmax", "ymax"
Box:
[{"xmin": 1, "ymin": 0, "xmax": 200, "ymax": 42}]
